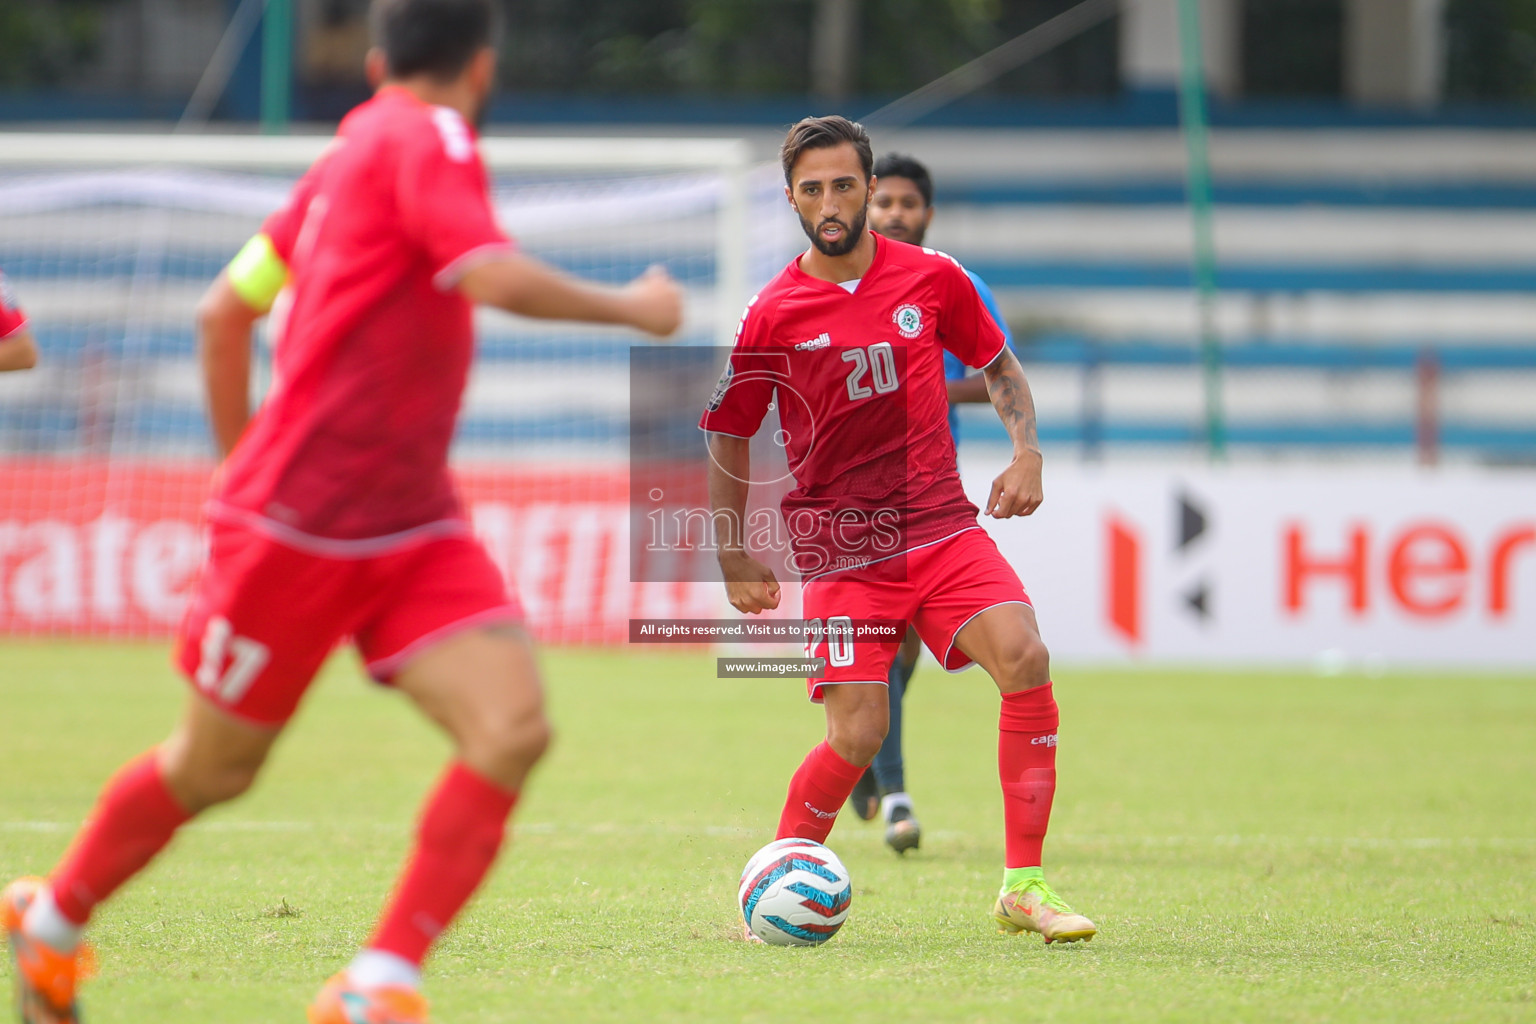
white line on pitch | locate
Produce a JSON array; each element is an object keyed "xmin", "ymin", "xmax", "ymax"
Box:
[
  {"xmin": 0, "ymin": 821, "xmax": 759, "ymax": 837},
  {"xmin": 2, "ymin": 822, "xmax": 1534, "ymax": 848}
]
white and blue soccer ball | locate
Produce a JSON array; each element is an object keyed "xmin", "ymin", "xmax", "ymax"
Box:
[{"xmin": 738, "ymin": 838, "xmax": 852, "ymax": 946}]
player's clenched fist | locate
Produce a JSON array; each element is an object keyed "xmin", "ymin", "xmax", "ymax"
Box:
[
  {"xmin": 719, "ymin": 551, "xmax": 781, "ymax": 614},
  {"xmin": 625, "ymin": 264, "xmax": 684, "ymax": 338}
]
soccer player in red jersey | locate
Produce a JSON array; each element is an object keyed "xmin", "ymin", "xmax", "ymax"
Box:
[
  {"xmin": 700, "ymin": 116, "xmax": 1096, "ymax": 944},
  {"xmin": 845, "ymin": 152, "xmax": 1019, "ymax": 854},
  {"xmin": 0, "ymin": 268, "xmax": 40, "ymax": 371},
  {"xmin": 2, "ymin": 2, "xmax": 681, "ymax": 1022}
]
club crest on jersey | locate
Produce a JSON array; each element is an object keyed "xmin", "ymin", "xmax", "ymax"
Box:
[
  {"xmin": 707, "ymin": 360, "xmax": 734, "ymax": 411},
  {"xmin": 796, "ymin": 332, "xmax": 831, "ymax": 351},
  {"xmin": 892, "ymin": 304, "xmax": 923, "ymax": 339}
]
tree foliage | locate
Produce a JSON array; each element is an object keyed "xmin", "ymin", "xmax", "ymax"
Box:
[
  {"xmin": 1240, "ymin": 0, "xmax": 1344, "ymax": 98},
  {"xmin": 0, "ymin": 0, "xmax": 108, "ymax": 88},
  {"xmin": 1445, "ymin": 0, "xmax": 1536, "ymax": 100},
  {"xmin": 497, "ymin": 0, "xmax": 1116, "ymax": 97}
]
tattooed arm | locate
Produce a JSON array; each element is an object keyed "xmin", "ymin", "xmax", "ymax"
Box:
[{"xmin": 980, "ymin": 347, "xmax": 1044, "ymax": 518}]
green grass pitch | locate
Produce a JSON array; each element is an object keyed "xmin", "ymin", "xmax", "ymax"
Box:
[{"xmin": 1, "ymin": 641, "xmax": 1533, "ymax": 1023}]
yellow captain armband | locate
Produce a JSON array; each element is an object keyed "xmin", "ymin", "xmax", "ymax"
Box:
[{"xmin": 226, "ymin": 233, "xmax": 289, "ymax": 314}]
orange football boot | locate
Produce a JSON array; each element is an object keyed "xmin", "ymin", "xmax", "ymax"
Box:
[
  {"xmin": 3, "ymin": 877, "xmax": 96, "ymax": 1024},
  {"xmin": 308, "ymin": 973, "xmax": 430, "ymax": 1024}
]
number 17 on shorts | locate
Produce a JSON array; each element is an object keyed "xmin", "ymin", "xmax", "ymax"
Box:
[{"xmin": 194, "ymin": 616, "xmax": 272, "ymax": 706}]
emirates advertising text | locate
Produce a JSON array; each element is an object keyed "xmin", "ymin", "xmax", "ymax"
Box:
[{"xmin": 1, "ymin": 447, "xmax": 1531, "ymax": 667}]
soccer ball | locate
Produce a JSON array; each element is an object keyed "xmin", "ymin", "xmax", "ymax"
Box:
[{"xmin": 738, "ymin": 838, "xmax": 852, "ymax": 946}]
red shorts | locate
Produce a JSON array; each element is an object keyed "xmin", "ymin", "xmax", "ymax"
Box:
[
  {"xmin": 175, "ymin": 524, "xmax": 522, "ymax": 726},
  {"xmin": 799, "ymin": 527, "xmax": 1032, "ymax": 702}
]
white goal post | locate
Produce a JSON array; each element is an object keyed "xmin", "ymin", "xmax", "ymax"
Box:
[
  {"xmin": 0, "ymin": 131, "xmax": 758, "ymax": 345},
  {"xmin": 0, "ymin": 131, "xmax": 783, "ymax": 641}
]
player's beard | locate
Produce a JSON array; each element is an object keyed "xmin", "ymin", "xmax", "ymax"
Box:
[{"xmin": 800, "ymin": 202, "xmax": 869, "ymax": 258}]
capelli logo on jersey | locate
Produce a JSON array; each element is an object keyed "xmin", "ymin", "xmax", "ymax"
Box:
[
  {"xmin": 796, "ymin": 332, "xmax": 831, "ymax": 351},
  {"xmin": 893, "ymin": 304, "xmax": 923, "ymax": 338}
]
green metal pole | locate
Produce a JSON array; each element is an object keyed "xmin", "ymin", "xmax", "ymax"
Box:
[
  {"xmin": 260, "ymin": 0, "xmax": 292, "ymax": 134},
  {"xmin": 1176, "ymin": 0, "xmax": 1224, "ymax": 458}
]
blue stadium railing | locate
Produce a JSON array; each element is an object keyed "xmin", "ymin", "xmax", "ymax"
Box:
[
  {"xmin": 963, "ymin": 336, "xmax": 1536, "ymax": 457},
  {"xmin": 939, "ymin": 179, "xmax": 1536, "ymax": 209},
  {"xmin": 13, "ymin": 248, "xmax": 1536, "ymax": 295},
  {"xmin": 4, "ymin": 333, "xmax": 1534, "ymax": 458}
]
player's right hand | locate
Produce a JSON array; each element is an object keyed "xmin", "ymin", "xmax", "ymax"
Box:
[
  {"xmin": 626, "ymin": 264, "xmax": 684, "ymax": 338},
  {"xmin": 720, "ymin": 551, "xmax": 781, "ymax": 614}
]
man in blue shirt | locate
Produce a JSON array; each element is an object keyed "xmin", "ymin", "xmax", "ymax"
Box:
[{"xmin": 854, "ymin": 153, "xmax": 1016, "ymax": 854}]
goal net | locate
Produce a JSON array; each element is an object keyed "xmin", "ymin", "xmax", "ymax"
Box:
[{"xmin": 0, "ymin": 132, "xmax": 797, "ymax": 642}]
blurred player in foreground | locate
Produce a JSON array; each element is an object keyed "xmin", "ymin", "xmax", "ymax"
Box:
[
  {"xmin": 701, "ymin": 115, "xmax": 1094, "ymax": 945},
  {"xmin": 845, "ymin": 153, "xmax": 1017, "ymax": 854},
  {"xmin": 0, "ymin": 268, "xmax": 40, "ymax": 371},
  {"xmin": 2, "ymin": 1, "xmax": 681, "ymax": 1022}
]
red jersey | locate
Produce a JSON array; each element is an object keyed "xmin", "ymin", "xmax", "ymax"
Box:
[
  {"xmin": 699, "ymin": 234, "xmax": 1006, "ymax": 579},
  {"xmin": 211, "ymin": 87, "xmax": 515, "ymax": 553},
  {"xmin": 0, "ymin": 270, "xmax": 27, "ymax": 339}
]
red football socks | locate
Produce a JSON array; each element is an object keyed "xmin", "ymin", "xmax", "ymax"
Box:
[
  {"xmin": 998, "ymin": 683, "xmax": 1060, "ymax": 870},
  {"xmin": 775, "ymin": 741, "xmax": 866, "ymax": 843},
  {"xmin": 369, "ymin": 762, "xmax": 518, "ymax": 966},
  {"xmin": 50, "ymin": 751, "xmax": 192, "ymax": 925}
]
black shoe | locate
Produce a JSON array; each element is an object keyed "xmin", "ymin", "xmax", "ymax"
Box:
[
  {"xmin": 848, "ymin": 768, "xmax": 880, "ymax": 821},
  {"xmin": 884, "ymin": 802, "xmax": 921, "ymax": 855}
]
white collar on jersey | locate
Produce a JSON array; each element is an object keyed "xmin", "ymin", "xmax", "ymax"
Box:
[{"xmin": 836, "ymin": 278, "xmax": 861, "ymax": 294}]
